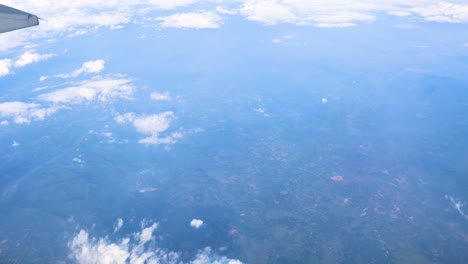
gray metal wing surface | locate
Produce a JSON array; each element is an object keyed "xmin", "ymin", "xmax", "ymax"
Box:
[{"xmin": 0, "ymin": 4, "xmax": 39, "ymax": 34}]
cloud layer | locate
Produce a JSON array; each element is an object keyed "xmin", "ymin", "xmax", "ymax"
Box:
[
  {"xmin": 2, "ymin": 0, "xmax": 468, "ymax": 51},
  {"xmin": 239, "ymin": 0, "xmax": 468, "ymax": 27}
]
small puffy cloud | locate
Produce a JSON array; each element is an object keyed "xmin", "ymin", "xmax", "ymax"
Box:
[
  {"xmin": 216, "ymin": 6, "xmax": 238, "ymax": 15},
  {"xmin": 1, "ymin": 120, "xmax": 9, "ymax": 125},
  {"xmin": 73, "ymin": 157, "xmax": 85, "ymax": 167},
  {"xmin": 43, "ymin": 59, "xmax": 106, "ymax": 80},
  {"xmin": 253, "ymin": 108, "xmax": 269, "ymax": 117},
  {"xmin": 254, "ymin": 108, "xmax": 265, "ymax": 113},
  {"xmin": 70, "ymin": 59, "xmax": 106, "ymax": 77},
  {"xmin": 38, "ymin": 76, "xmax": 134, "ymax": 104},
  {"xmin": 132, "ymin": 112, "xmax": 174, "ymax": 135},
  {"xmin": 115, "ymin": 112, "xmax": 183, "ymax": 145},
  {"xmin": 190, "ymin": 219, "xmax": 204, "ymax": 229},
  {"xmin": 139, "ymin": 223, "xmax": 158, "ymax": 243},
  {"xmin": 0, "ymin": 101, "xmax": 58, "ymax": 124},
  {"xmin": 158, "ymin": 12, "xmax": 223, "ymax": 29},
  {"xmin": 150, "ymin": 91, "xmax": 170, "ymax": 101},
  {"xmin": 0, "ymin": 59, "xmax": 13, "ymax": 76},
  {"xmin": 241, "ymin": 1, "xmax": 298, "ymax": 25},
  {"xmin": 12, "ymin": 141, "xmax": 20, "ymax": 147},
  {"xmin": 322, "ymin": 98, "xmax": 328, "ymax": 104},
  {"xmin": 14, "ymin": 51, "xmax": 55, "ymax": 68},
  {"xmin": 139, "ymin": 131, "xmax": 184, "ymax": 145}
]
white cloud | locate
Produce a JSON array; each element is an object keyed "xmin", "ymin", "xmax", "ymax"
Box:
[
  {"xmin": 240, "ymin": 0, "xmax": 377, "ymax": 27},
  {"xmin": 139, "ymin": 131, "xmax": 184, "ymax": 145},
  {"xmin": 158, "ymin": 12, "xmax": 223, "ymax": 29},
  {"xmin": 190, "ymin": 219, "xmax": 204, "ymax": 229},
  {"xmin": 67, "ymin": 29, "xmax": 89, "ymax": 38},
  {"xmin": 445, "ymin": 195, "xmax": 468, "ymax": 219},
  {"xmin": 409, "ymin": 2, "xmax": 468, "ymax": 23},
  {"xmin": 0, "ymin": 51, "xmax": 54, "ymax": 77},
  {"xmin": 1, "ymin": 120, "xmax": 9, "ymax": 125},
  {"xmin": 216, "ymin": 6, "xmax": 238, "ymax": 15},
  {"xmin": 132, "ymin": 112, "xmax": 173, "ymax": 135},
  {"xmin": 38, "ymin": 76, "xmax": 134, "ymax": 104},
  {"xmin": 70, "ymin": 231, "xmax": 130, "ymax": 264},
  {"xmin": 139, "ymin": 223, "xmax": 158, "ymax": 243},
  {"xmin": 150, "ymin": 91, "xmax": 170, "ymax": 101},
  {"xmin": 115, "ymin": 112, "xmax": 183, "ymax": 145},
  {"xmin": 69, "ymin": 222, "xmax": 242, "ymax": 264},
  {"xmin": 0, "ymin": 101, "xmax": 58, "ymax": 124},
  {"xmin": 254, "ymin": 108, "xmax": 265, "ymax": 113},
  {"xmin": 14, "ymin": 51, "xmax": 55, "ymax": 68},
  {"xmin": 12, "ymin": 141, "xmax": 20, "ymax": 147},
  {"xmin": 192, "ymin": 248, "xmax": 243, "ymax": 264},
  {"xmin": 43, "ymin": 59, "xmax": 106, "ymax": 80},
  {"xmin": 72, "ymin": 157, "xmax": 84, "ymax": 164},
  {"xmin": 0, "ymin": 59, "xmax": 13, "ymax": 77},
  {"xmin": 70, "ymin": 60, "xmax": 106, "ymax": 77},
  {"xmin": 138, "ymin": 187, "xmax": 160, "ymax": 193},
  {"xmin": 240, "ymin": 1, "xmax": 298, "ymax": 25},
  {"xmin": 147, "ymin": 0, "xmax": 200, "ymax": 10}
]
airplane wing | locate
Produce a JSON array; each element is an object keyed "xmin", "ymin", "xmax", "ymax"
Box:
[{"xmin": 0, "ymin": 4, "xmax": 39, "ymax": 34}]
